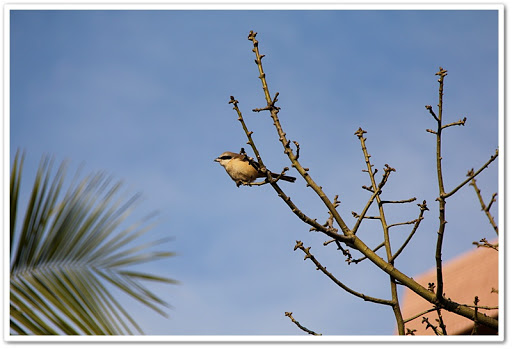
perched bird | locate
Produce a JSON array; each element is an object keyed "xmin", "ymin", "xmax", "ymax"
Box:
[{"xmin": 214, "ymin": 151, "xmax": 296, "ymax": 185}]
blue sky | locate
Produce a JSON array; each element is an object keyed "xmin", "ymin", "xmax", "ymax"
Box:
[{"xmin": 8, "ymin": 8, "xmax": 500, "ymax": 337}]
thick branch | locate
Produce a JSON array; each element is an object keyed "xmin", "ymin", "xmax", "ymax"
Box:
[
  {"xmin": 349, "ymin": 235, "xmax": 498, "ymax": 329},
  {"xmin": 350, "ymin": 242, "xmax": 385, "ymax": 264}
]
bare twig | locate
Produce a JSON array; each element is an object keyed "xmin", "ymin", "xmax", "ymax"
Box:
[
  {"xmin": 458, "ymin": 302, "xmax": 498, "ymax": 310},
  {"xmin": 352, "ymin": 213, "xmax": 380, "ymax": 220},
  {"xmin": 387, "ymin": 218, "xmax": 421, "ymax": 229},
  {"xmin": 422, "ymin": 317, "xmax": 443, "ymax": 335},
  {"xmin": 425, "ymin": 105, "xmax": 439, "ymax": 122},
  {"xmin": 294, "ymin": 241, "xmax": 394, "ymax": 305},
  {"xmin": 406, "ymin": 328, "xmax": 417, "ymax": 335},
  {"xmin": 381, "ymin": 197, "xmax": 416, "ymax": 204},
  {"xmin": 468, "ymin": 173, "xmax": 498, "ymax": 235},
  {"xmin": 443, "ymin": 149, "xmax": 499, "ymax": 199},
  {"xmin": 472, "ymin": 238, "xmax": 498, "ymax": 251},
  {"xmin": 229, "ymin": 96, "xmax": 264, "ymax": 167},
  {"xmin": 403, "ymin": 307, "xmax": 438, "ymax": 324},
  {"xmin": 351, "ymin": 189, "xmax": 381, "ymax": 234},
  {"xmin": 436, "ymin": 308, "xmax": 448, "ymax": 335},
  {"xmin": 441, "ymin": 116, "xmax": 467, "ymax": 130},
  {"xmin": 471, "ymin": 296, "xmax": 480, "ymax": 335},
  {"xmin": 334, "ymin": 240, "xmax": 353, "ymax": 263},
  {"xmin": 284, "ymin": 312, "xmax": 322, "ymax": 336},
  {"xmin": 486, "ymin": 193, "xmax": 498, "ymax": 212},
  {"xmin": 390, "ymin": 200, "xmax": 429, "ymax": 263}
]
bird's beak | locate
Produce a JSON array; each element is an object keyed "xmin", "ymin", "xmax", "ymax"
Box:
[{"xmin": 214, "ymin": 157, "xmax": 220, "ymax": 162}]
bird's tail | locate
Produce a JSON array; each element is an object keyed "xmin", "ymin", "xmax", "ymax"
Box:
[{"xmin": 270, "ymin": 172, "xmax": 296, "ymax": 183}]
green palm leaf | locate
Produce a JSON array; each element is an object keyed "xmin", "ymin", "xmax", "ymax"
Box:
[{"xmin": 10, "ymin": 150, "xmax": 178, "ymax": 335}]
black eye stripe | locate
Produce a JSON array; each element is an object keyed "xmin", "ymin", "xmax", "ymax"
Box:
[{"xmin": 220, "ymin": 156, "xmax": 232, "ymax": 160}]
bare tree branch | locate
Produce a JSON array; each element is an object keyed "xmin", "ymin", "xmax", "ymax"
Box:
[
  {"xmin": 248, "ymin": 30, "xmax": 353, "ymax": 238},
  {"xmin": 284, "ymin": 312, "xmax": 322, "ymax": 336},
  {"xmin": 468, "ymin": 173, "xmax": 498, "ymax": 235},
  {"xmin": 294, "ymin": 241, "xmax": 394, "ymax": 306},
  {"xmin": 443, "ymin": 149, "xmax": 499, "ymax": 199},
  {"xmin": 390, "ymin": 200, "xmax": 429, "ymax": 263}
]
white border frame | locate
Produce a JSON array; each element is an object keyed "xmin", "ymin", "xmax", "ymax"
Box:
[{"xmin": 2, "ymin": 1, "xmax": 505, "ymax": 344}]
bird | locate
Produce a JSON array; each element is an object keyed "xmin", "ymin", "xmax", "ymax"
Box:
[{"xmin": 214, "ymin": 151, "xmax": 296, "ymax": 186}]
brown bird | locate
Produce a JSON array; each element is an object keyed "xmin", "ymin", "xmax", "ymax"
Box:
[{"xmin": 214, "ymin": 151, "xmax": 296, "ymax": 185}]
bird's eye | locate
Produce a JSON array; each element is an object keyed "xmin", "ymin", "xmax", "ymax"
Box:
[{"xmin": 219, "ymin": 155, "xmax": 232, "ymax": 160}]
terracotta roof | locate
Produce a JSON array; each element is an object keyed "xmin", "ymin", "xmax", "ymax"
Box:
[{"xmin": 399, "ymin": 242, "xmax": 499, "ymax": 335}]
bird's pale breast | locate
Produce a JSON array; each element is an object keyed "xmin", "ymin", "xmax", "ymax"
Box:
[{"xmin": 225, "ymin": 159, "xmax": 259, "ymax": 182}]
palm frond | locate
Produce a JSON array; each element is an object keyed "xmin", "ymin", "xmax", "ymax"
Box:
[{"xmin": 10, "ymin": 150, "xmax": 177, "ymax": 335}]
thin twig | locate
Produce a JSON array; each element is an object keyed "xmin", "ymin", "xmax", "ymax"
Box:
[
  {"xmin": 294, "ymin": 241, "xmax": 394, "ymax": 305},
  {"xmin": 406, "ymin": 328, "xmax": 417, "ymax": 335},
  {"xmin": 425, "ymin": 105, "xmax": 439, "ymax": 122},
  {"xmin": 422, "ymin": 317, "xmax": 442, "ymax": 335},
  {"xmin": 284, "ymin": 312, "xmax": 322, "ymax": 336},
  {"xmin": 403, "ymin": 307, "xmax": 438, "ymax": 324},
  {"xmin": 381, "ymin": 197, "xmax": 416, "ymax": 204},
  {"xmin": 471, "ymin": 296, "xmax": 480, "ymax": 335},
  {"xmin": 458, "ymin": 302, "xmax": 498, "ymax": 310},
  {"xmin": 436, "ymin": 308, "xmax": 448, "ymax": 335},
  {"xmin": 472, "ymin": 238, "xmax": 498, "ymax": 251},
  {"xmin": 351, "ymin": 187, "xmax": 381, "ymax": 234},
  {"xmin": 390, "ymin": 200, "xmax": 429, "ymax": 263},
  {"xmin": 387, "ymin": 218, "xmax": 421, "ymax": 229},
  {"xmin": 441, "ymin": 116, "xmax": 467, "ymax": 130},
  {"xmin": 443, "ymin": 149, "xmax": 499, "ymax": 199},
  {"xmin": 229, "ymin": 96, "xmax": 264, "ymax": 167},
  {"xmin": 486, "ymin": 193, "xmax": 498, "ymax": 212},
  {"xmin": 468, "ymin": 173, "xmax": 498, "ymax": 235}
]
